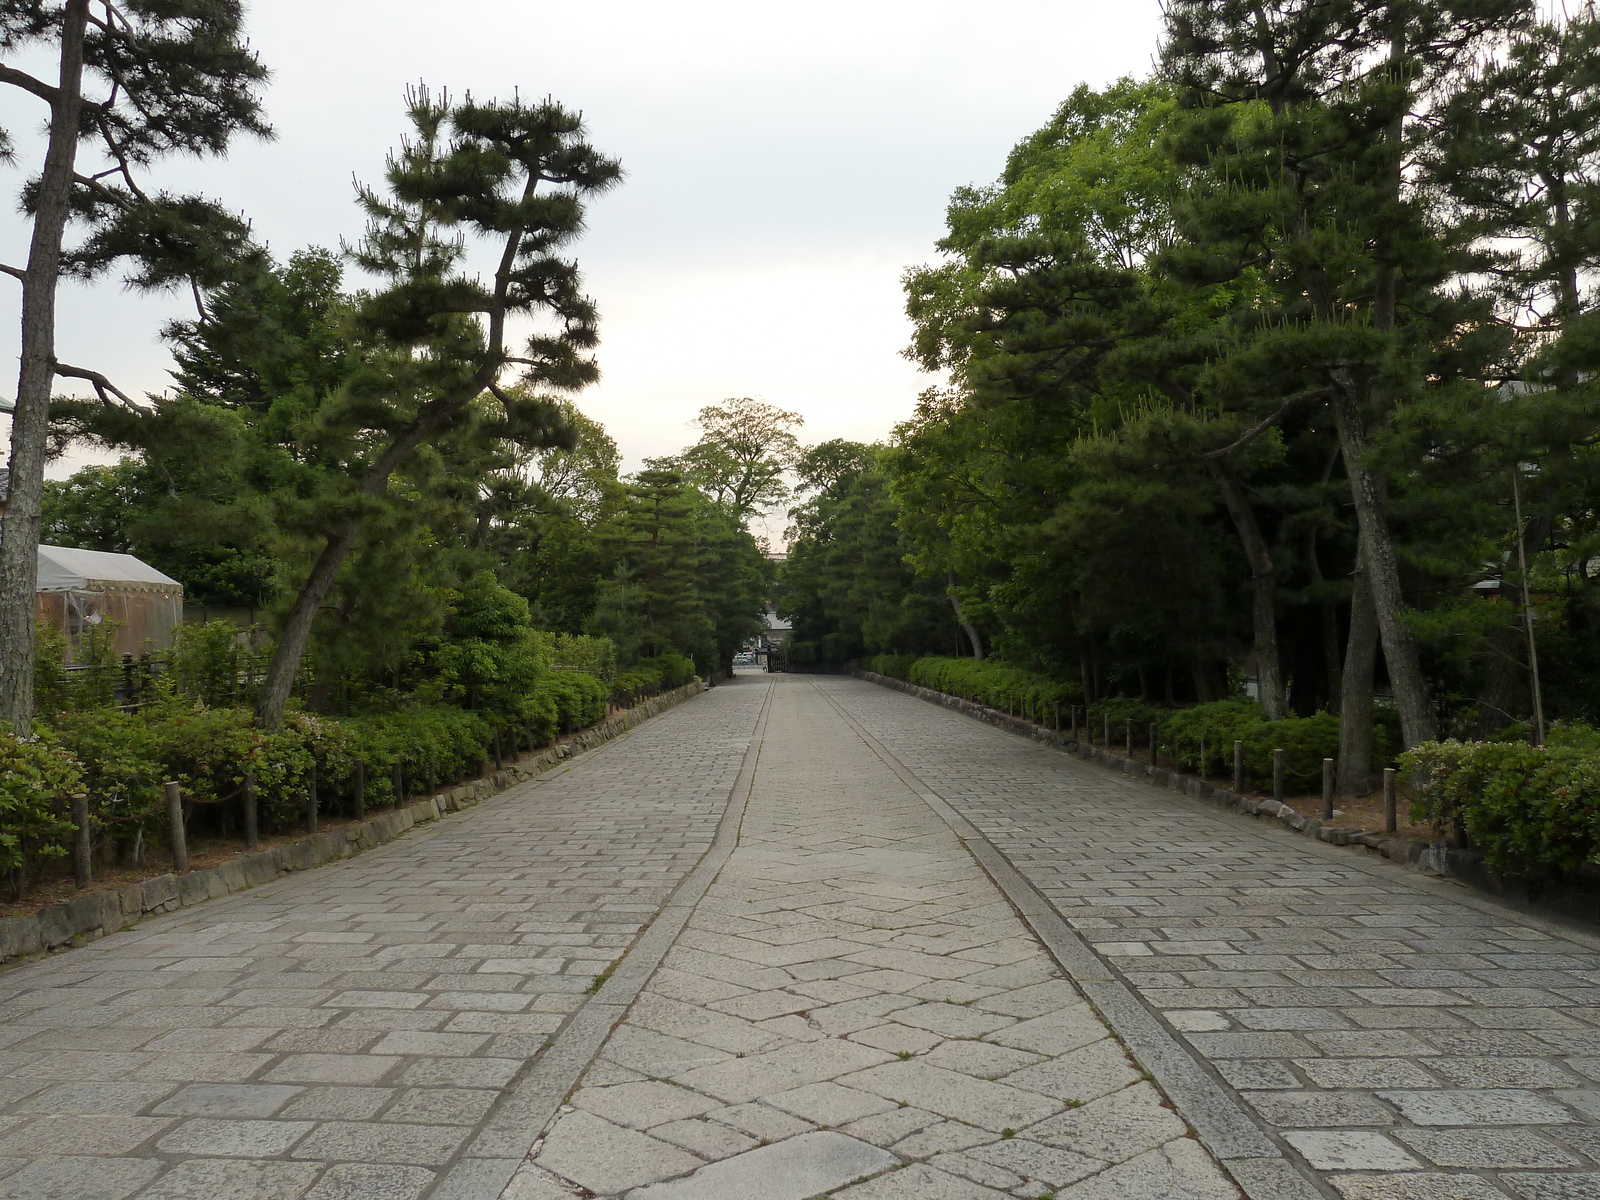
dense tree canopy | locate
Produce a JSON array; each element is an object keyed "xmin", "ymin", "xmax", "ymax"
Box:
[{"xmin": 781, "ymin": 0, "xmax": 1600, "ymax": 791}]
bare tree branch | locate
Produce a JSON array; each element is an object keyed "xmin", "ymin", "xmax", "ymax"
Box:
[
  {"xmin": 0, "ymin": 264, "xmax": 23, "ymax": 282},
  {"xmin": 0, "ymin": 63, "xmax": 59, "ymax": 104},
  {"xmin": 1199, "ymin": 388, "xmax": 1333, "ymax": 461},
  {"xmin": 54, "ymin": 361, "xmax": 137, "ymax": 408}
]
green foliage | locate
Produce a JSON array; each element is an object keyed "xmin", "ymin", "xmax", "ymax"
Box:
[
  {"xmin": 863, "ymin": 654, "xmax": 919, "ymax": 680},
  {"xmin": 167, "ymin": 621, "xmax": 258, "ymax": 709},
  {"xmin": 436, "ymin": 571, "xmax": 547, "ymax": 717},
  {"xmin": 613, "ymin": 654, "xmax": 697, "ymax": 699},
  {"xmin": 0, "ymin": 731, "xmax": 82, "ymax": 899},
  {"xmin": 539, "ymin": 633, "xmax": 617, "ymax": 683},
  {"xmin": 345, "ymin": 706, "xmax": 494, "ymax": 805},
  {"xmin": 1404, "ymin": 738, "xmax": 1600, "ymax": 879},
  {"xmin": 906, "ymin": 657, "xmax": 1079, "ymax": 719},
  {"xmin": 531, "ymin": 672, "xmax": 609, "ymax": 737}
]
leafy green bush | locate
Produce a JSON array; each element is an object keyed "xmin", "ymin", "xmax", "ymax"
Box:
[
  {"xmin": 0, "ymin": 729, "xmax": 82, "ymax": 899},
  {"xmin": 51, "ymin": 708, "xmax": 166, "ymax": 853},
  {"xmin": 534, "ymin": 671, "xmax": 609, "ymax": 735},
  {"xmin": 863, "ymin": 654, "xmax": 918, "ymax": 680},
  {"xmin": 612, "ymin": 653, "xmax": 696, "ymax": 699},
  {"xmin": 540, "ymin": 633, "xmax": 617, "ymax": 682},
  {"xmin": 787, "ymin": 641, "xmax": 818, "ymax": 666},
  {"xmin": 167, "ymin": 620, "xmax": 257, "ymax": 708},
  {"xmin": 345, "ymin": 705, "xmax": 494, "ymax": 804},
  {"xmin": 820, "ymin": 632, "xmax": 857, "ymax": 663},
  {"xmin": 1086, "ymin": 697, "xmax": 1168, "ymax": 744},
  {"xmin": 1403, "ymin": 738, "xmax": 1600, "ymax": 878},
  {"xmin": 1161, "ymin": 701, "xmax": 1392, "ymax": 791},
  {"xmin": 906, "ymin": 657, "xmax": 1079, "ymax": 719}
]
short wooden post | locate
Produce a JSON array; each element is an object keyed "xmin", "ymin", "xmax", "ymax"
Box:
[
  {"xmin": 393, "ymin": 761, "xmax": 404, "ymax": 808},
  {"xmin": 1149, "ymin": 724, "xmax": 1159, "ymax": 768},
  {"xmin": 71, "ymin": 793, "xmax": 91, "ymax": 888},
  {"xmin": 1272, "ymin": 749, "xmax": 1284, "ymax": 804},
  {"xmin": 493, "ymin": 729, "xmax": 504, "ymax": 769},
  {"xmin": 1233, "ymin": 740, "xmax": 1244, "ymax": 793},
  {"xmin": 1053, "ymin": 702, "xmax": 1060, "ymax": 732},
  {"xmin": 1125, "ymin": 719, "xmax": 1132, "ymax": 757},
  {"xmin": 1384, "ymin": 767, "xmax": 1398, "ymax": 834},
  {"xmin": 428, "ymin": 763, "xmax": 437, "ymax": 796},
  {"xmin": 243, "ymin": 772, "xmax": 258, "ymax": 850},
  {"xmin": 353, "ymin": 760, "xmax": 365, "ymax": 819},
  {"xmin": 1198, "ymin": 738, "xmax": 1206, "ymax": 781},
  {"xmin": 1322, "ymin": 758, "xmax": 1335, "ymax": 820},
  {"xmin": 1103, "ymin": 713, "xmax": 1110, "ymax": 749},
  {"xmin": 166, "ymin": 781, "xmax": 188, "ymax": 873},
  {"xmin": 307, "ymin": 763, "xmax": 318, "ymax": 835}
]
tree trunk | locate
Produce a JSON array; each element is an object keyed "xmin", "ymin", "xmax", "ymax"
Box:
[
  {"xmin": 1337, "ymin": 541, "xmax": 1379, "ymax": 795},
  {"xmin": 1328, "ymin": 388, "xmax": 1435, "ymax": 748},
  {"xmin": 254, "ymin": 520, "xmax": 362, "ymax": 730},
  {"xmin": 945, "ymin": 574, "xmax": 983, "ymax": 660},
  {"xmin": 0, "ymin": 0, "xmax": 90, "ymax": 735},
  {"xmin": 1306, "ymin": 531, "xmax": 1343, "ymax": 711},
  {"xmin": 1207, "ymin": 460, "xmax": 1285, "ymax": 719}
]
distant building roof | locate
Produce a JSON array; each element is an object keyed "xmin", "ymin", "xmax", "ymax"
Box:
[
  {"xmin": 37, "ymin": 544, "xmax": 181, "ymax": 593},
  {"xmin": 764, "ymin": 611, "xmax": 792, "ymax": 632}
]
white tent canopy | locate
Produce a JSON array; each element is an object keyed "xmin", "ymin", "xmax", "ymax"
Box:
[{"xmin": 36, "ymin": 545, "xmax": 181, "ymax": 593}]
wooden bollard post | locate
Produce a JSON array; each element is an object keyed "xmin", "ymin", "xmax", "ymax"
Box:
[
  {"xmin": 307, "ymin": 763, "xmax": 319, "ymax": 835},
  {"xmin": 243, "ymin": 772, "xmax": 258, "ymax": 850},
  {"xmin": 166, "ymin": 781, "xmax": 188, "ymax": 873},
  {"xmin": 1272, "ymin": 749, "xmax": 1285, "ymax": 804},
  {"xmin": 1384, "ymin": 768, "xmax": 1398, "ymax": 834},
  {"xmin": 428, "ymin": 763, "xmax": 437, "ymax": 796},
  {"xmin": 493, "ymin": 729, "xmax": 504, "ymax": 769},
  {"xmin": 393, "ymin": 762, "xmax": 404, "ymax": 808},
  {"xmin": 1053, "ymin": 702, "xmax": 1060, "ymax": 732},
  {"xmin": 1103, "ymin": 713, "xmax": 1110, "ymax": 749},
  {"xmin": 1234, "ymin": 740, "xmax": 1244, "ymax": 793},
  {"xmin": 1070, "ymin": 705, "xmax": 1078, "ymax": 744},
  {"xmin": 1125, "ymin": 720, "xmax": 1132, "ymax": 757},
  {"xmin": 1198, "ymin": 738, "xmax": 1206, "ymax": 781},
  {"xmin": 70, "ymin": 793, "xmax": 91, "ymax": 888},
  {"xmin": 1149, "ymin": 724, "xmax": 1159, "ymax": 768},
  {"xmin": 353, "ymin": 760, "xmax": 365, "ymax": 819},
  {"xmin": 1322, "ymin": 758, "xmax": 1335, "ymax": 821}
]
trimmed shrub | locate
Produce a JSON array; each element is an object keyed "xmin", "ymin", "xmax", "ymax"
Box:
[
  {"xmin": 1403, "ymin": 735, "xmax": 1600, "ymax": 878},
  {"xmin": 0, "ymin": 729, "xmax": 82, "ymax": 899},
  {"xmin": 906, "ymin": 657, "xmax": 1079, "ymax": 719},
  {"xmin": 612, "ymin": 653, "xmax": 696, "ymax": 700},
  {"xmin": 863, "ymin": 654, "xmax": 918, "ymax": 681}
]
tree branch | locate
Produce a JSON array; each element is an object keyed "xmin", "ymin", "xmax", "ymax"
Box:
[
  {"xmin": 1199, "ymin": 388, "xmax": 1333, "ymax": 461},
  {"xmin": 0, "ymin": 63, "xmax": 58, "ymax": 104},
  {"xmin": 0, "ymin": 264, "xmax": 24, "ymax": 282},
  {"xmin": 54, "ymin": 362, "xmax": 137, "ymax": 408}
]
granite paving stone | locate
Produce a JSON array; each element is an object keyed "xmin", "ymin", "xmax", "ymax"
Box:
[
  {"xmin": 521, "ymin": 676, "xmax": 1232, "ymax": 1198},
  {"xmin": 823, "ymin": 673, "xmax": 1600, "ymax": 1200},
  {"xmin": 0, "ymin": 681, "xmax": 762, "ymax": 1198}
]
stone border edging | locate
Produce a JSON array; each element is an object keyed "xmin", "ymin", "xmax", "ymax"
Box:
[
  {"xmin": 0, "ymin": 681, "xmax": 709, "ymax": 968},
  {"xmin": 854, "ymin": 670, "xmax": 1600, "ymax": 924},
  {"xmin": 813, "ymin": 680, "xmax": 1322, "ymax": 1200}
]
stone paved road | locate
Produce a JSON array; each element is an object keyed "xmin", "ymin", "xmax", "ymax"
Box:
[
  {"xmin": 513, "ymin": 675, "xmax": 1235, "ymax": 1200},
  {"xmin": 821, "ymin": 676, "xmax": 1600, "ymax": 1200},
  {"xmin": 0, "ymin": 683, "xmax": 762, "ymax": 1200}
]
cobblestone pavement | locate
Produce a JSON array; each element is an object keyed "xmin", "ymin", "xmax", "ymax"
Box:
[
  {"xmin": 0, "ymin": 683, "xmax": 762, "ymax": 1200},
  {"xmin": 513, "ymin": 674, "xmax": 1236, "ymax": 1200},
  {"xmin": 821, "ymin": 676, "xmax": 1600, "ymax": 1200}
]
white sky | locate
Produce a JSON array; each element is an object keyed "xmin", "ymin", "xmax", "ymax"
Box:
[{"xmin": 1, "ymin": 0, "xmax": 1165, "ymax": 481}]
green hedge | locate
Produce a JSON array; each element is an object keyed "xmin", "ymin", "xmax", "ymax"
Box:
[
  {"xmin": 1161, "ymin": 700, "xmax": 1395, "ymax": 791},
  {"xmin": 862, "ymin": 654, "xmax": 918, "ymax": 681},
  {"xmin": 902, "ymin": 656, "xmax": 1079, "ymax": 720},
  {"xmin": 1404, "ymin": 730, "xmax": 1600, "ymax": 878},
  {"xmin": 612, "ymin": 653, "xmax": 696, "ymax": 699}
]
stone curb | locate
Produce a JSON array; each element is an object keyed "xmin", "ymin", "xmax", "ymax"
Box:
[
  {"xmin": 852, "ymin": 671, "xmax": 1481, "ymax": 887},
  {"xmin": 0, "ymin": 681, "xmax": 709, "ymax": 968}
]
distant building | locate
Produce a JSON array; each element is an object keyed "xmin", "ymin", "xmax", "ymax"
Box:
[{"xmin": 36, "ymin": 544, "xmax": 184, "ymax": 662}]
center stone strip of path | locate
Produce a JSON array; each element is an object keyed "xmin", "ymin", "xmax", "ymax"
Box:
[{"xmin": 507, "ymin": 674, "xmax": 1241, "ymax": 1200}]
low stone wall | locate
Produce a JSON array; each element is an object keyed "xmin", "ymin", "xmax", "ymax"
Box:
[
  {"xmin": 0, "ymin": 680, "xmax": 707, "ymax": 967},
  {"xmin": 855, "ymin": 670, "xmax": 1600, "ymax": 921}
]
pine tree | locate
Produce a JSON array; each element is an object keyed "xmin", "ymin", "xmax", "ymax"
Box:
[{"xmin": 0, "ymin": 0, "xmax": 270, "ymax": 732}]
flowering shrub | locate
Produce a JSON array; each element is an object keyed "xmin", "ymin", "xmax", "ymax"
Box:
[{"xmin": 0, "ymin": 730, "xmax": 83, "ymax": 899}]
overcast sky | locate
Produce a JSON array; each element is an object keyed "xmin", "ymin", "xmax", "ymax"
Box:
[{"xmin": 1, "ymin": 0, "xmax": 1166, "ymax": 479}]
